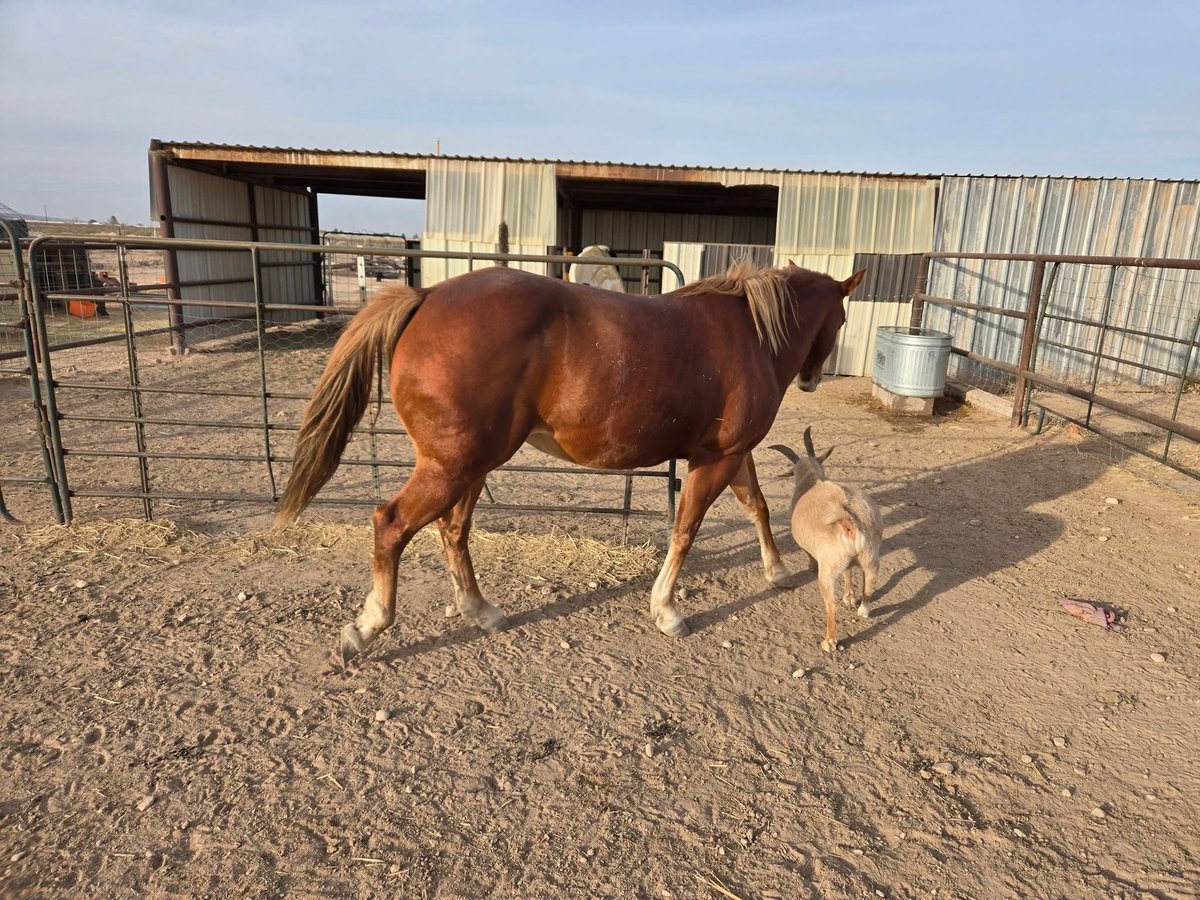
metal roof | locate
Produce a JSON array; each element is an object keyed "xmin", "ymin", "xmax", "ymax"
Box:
[
  {"xmin": 151, "ymin": 140, "xmax": 1198, "ymax": 184},
  {"xmin": 150, "ymin": 139, "xmax": 939, "ymax": 181}
]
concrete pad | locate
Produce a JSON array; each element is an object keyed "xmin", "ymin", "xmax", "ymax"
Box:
[{"xmin": 871, "ymin": 381, "xmax": 935, "ymax": 416}]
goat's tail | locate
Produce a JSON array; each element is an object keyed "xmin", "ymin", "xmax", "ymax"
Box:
[
  {"xmin": 274, "ymin": 285, "xmax": 426, "ymax": 526},
  {"xmin": 841, "ymin": 491, "xmax": 883, "ymax": 558}
]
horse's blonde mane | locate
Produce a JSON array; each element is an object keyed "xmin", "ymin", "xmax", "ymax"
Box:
[{"xmin": 674, "ymin": 259, "xmax": 795, "ymax": 354}]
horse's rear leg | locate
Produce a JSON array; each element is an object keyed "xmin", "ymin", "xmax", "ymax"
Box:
[
  {"xmin": 341, "ymin": 464, "xmax": 471, "ymax": 665},
  {"xmin": 729, "ymin": 452, "xmax": 789, "ymax": 587},
  {"xmin": 650, "ymin": 455, "xmax": 744, "ymax": 637},
  {"xmin": 437, "ymin": 477, "xmax": 508, "ymax": 633}
]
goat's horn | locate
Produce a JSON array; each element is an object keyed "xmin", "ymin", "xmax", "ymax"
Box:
[
  {"xmin": 767, "ymin": 443, "xmax": 800, "ymax": 464},
  {"xmin": 803, "ymin": 426, "xmax": 817, "ymax": 459}
]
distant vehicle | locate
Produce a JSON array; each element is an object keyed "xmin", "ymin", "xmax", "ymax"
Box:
[{"xmin": 364, "ymin": 257, "xmax": 403, "ymax": 280}]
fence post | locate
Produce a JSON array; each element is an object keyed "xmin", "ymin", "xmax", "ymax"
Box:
[
  {"xmin": 117, "ymin": 245, "xmax": 153, "ymax": 519},
  {"xmin": 1, "ymin": 219, "xmax": 65, "ymax": 523},
  {"xmin": 1163, "ymin": 302, "xmax": 1200, "ymax": 463},
  {"xmin": 909, "ymin": 253, "xmax": 930, "ymax": 329},
  {"xmin": 1012, "ymin": 258, "xmax": 1047, "ymax": 426},
  {"xmin": 250, "ymin": 247, "xmax": 279, "ymax": 501},
  {"xmin": 1019, "ymin": 261, "xmax": 1060, "ymax": 427}
]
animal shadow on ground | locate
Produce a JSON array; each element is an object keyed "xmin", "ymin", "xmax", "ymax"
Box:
[
  {"xmin": 373, "ymin": 435, "xmax": 1109, "ymax": 665},
  {"xmin": 839, "ymin": 437, "xmax": 1109, "ymax": 647}
]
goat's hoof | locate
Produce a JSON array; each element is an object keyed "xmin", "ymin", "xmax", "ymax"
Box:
[
  {"xmin": 820, "ymin": 638, "xmax": 839, "ymax": 654},
  {"xmin": 656, "ymin": 609, "xmax": 691, "ymax": 638},
  {"xmin": 856, "ymin": 603, "xmax": 871, "ymax": 619},
  {"xmin": 445, "ymin": 603, "xmax": 460, "ymax": 618},
  {"xmin": 340, "ymin": 623, "xmax": 369, "ymax": 667}
]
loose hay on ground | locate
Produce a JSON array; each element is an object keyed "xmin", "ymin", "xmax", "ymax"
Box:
[{"xmin": 15, "ymin": 518, "xmax": 661, "ymax": 593}]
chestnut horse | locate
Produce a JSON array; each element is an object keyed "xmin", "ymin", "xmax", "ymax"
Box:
[{"xmin": 276, "ymin": 261, "xmax": 863, "ymax": 664}]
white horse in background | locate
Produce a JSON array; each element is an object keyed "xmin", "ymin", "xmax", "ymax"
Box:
[{"xmin": 567, "ymin": 245, "xmax": 625, "ymax": 292}]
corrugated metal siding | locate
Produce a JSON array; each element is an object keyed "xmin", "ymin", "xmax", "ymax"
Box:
[
  {"xmin": 581, "ymin": 210, "xmax": 776, "ymax": 253},
  {"xmin": 166, "ymin": 168, "xmax": 317, "ymax": 326},
  {"xmin": 422, "ymin": 159, "xmax": 556, "ymax": 285},
  {"xmin": 774, "ymin": 174, "xmax": 938, "ymax": 257},
  {"xmin": 828, "ymin": 299, "xmax": 915, "ymax": 377},
  {"xmin": 929, "ymin": 177, "xmax": 1200, "ymax": 387},
  {"xmin": 254, "ymin": 184, "xmax": 316, "ymax": 323},
  {"xmin": 661, "ymin": 241, "xmax": 703, "ymax": 289},
  {"xmin": 168, "ymin": 167, "xmax": 253, "ymax": 323}
]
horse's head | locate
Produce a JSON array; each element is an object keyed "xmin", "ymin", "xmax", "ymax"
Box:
[{"xmin": 788, "ymin": 264, "xmax": 864, "ymax": 392}]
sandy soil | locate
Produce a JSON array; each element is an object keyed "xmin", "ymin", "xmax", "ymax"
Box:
[{"xmin": 3, "ymin": 359, "xmax": 1200, "ymax": 898}]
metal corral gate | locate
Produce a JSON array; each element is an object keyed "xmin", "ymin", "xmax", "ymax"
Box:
[
  {"xmin": 0, "ymin": 233, "xmax": 684, "ymax": 530},
  {"xmin": 912, "ymin": 252, "xmax": 1200, "ymax": 478}
]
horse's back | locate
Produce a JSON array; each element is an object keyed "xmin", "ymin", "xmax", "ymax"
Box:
[{"xmin": 392, "ymin": 267, "xmax": 780, "ymax": 467}]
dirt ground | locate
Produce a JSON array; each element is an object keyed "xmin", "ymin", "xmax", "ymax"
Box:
[{"xmin": 3, "ymin": 355, "xmax": 1200, "ymax": 898}]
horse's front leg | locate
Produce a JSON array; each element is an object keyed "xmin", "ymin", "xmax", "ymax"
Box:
[
  {"xmin": 650, "ymin": 454, "xmax": 745, "ymax": 637},
  {"xmin": 728, "ymin": 451, "xmax": 789, "ymax": 587}
]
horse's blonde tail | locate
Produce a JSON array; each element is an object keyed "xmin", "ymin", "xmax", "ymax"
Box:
[{"xmin": 274, "ymin": 285, "xmax": 426, "ymax": 526}]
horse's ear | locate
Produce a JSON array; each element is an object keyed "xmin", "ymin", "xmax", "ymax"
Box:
[{"xmin": 841, "ymin": 268, "xmax": 867, "ymax": 296}]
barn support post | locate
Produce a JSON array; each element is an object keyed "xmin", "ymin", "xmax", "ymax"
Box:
[
  {"xmin": 308, "ymin": 189, "xmax": 325, "ymax": 306},
  {"xmin": 1011, "ymin": 258, "xmax": 1047, "ymax": 426},
  {"xmin": 149, "ymin": 147, "xmax": 186, "ymax": 355}
]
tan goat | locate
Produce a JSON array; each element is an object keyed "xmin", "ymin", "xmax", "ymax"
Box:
[{"xmin": 769, "ymin": 427, "xmax": 882, "ymax": 652}]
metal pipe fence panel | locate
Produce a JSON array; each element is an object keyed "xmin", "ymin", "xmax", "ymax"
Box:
[
  {"xmin": 16, "ymin": 235, "xmax": 684, "ymax": 529},
  {"xmin": 913, "ymin": 252, "xmax": 1200, "ymax": 480}
]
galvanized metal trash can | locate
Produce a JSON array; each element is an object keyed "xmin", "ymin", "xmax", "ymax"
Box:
[{"xmin": 872, "ymin": 326, "xmax": 953, "ymax": 398}]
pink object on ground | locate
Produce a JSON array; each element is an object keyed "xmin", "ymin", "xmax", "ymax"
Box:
[{"xmin": 1059, "ymin": 598, "xmax": 1117, "ymax": 629}]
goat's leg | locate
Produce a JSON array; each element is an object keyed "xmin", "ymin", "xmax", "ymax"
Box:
[
  {"xmin": 728, "ymin": 452, "xmax": 789, "ymax": 586},
  {"xmin": 817, "ymin": 565, "xmax": 846, "ymax": 653},
  {"xmin": 857, "ymin": 549, "xmax": 879, "ymax": 619}
]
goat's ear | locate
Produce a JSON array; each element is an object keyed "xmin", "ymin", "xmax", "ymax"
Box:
[{"xmin": 819, "ymin": 448, "xmax": 833, "ymax": 464}]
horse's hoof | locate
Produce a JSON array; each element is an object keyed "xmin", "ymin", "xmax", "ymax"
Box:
[
  {"xmin": 767, "ymin": 566, "xmax": 791, "ymax": 588},
  {"xmin": 856, "ymin": 603, "xmax": 871, "ymax": 619},
  {"xmin": 473, "ymin": 606, "xmax": 510, "ymax": 634},
  {"xmin": 340, "ymin": 623, "xmax": 368, "ymax": 667},
  {"xmin": 656, "ymin": 611, "xmax": 691, "ymax": 638}
]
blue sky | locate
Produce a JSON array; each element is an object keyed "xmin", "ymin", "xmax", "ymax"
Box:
[{"xmin": 1, "ymin": 0, "xmax": 1196, "ymax": 234}]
